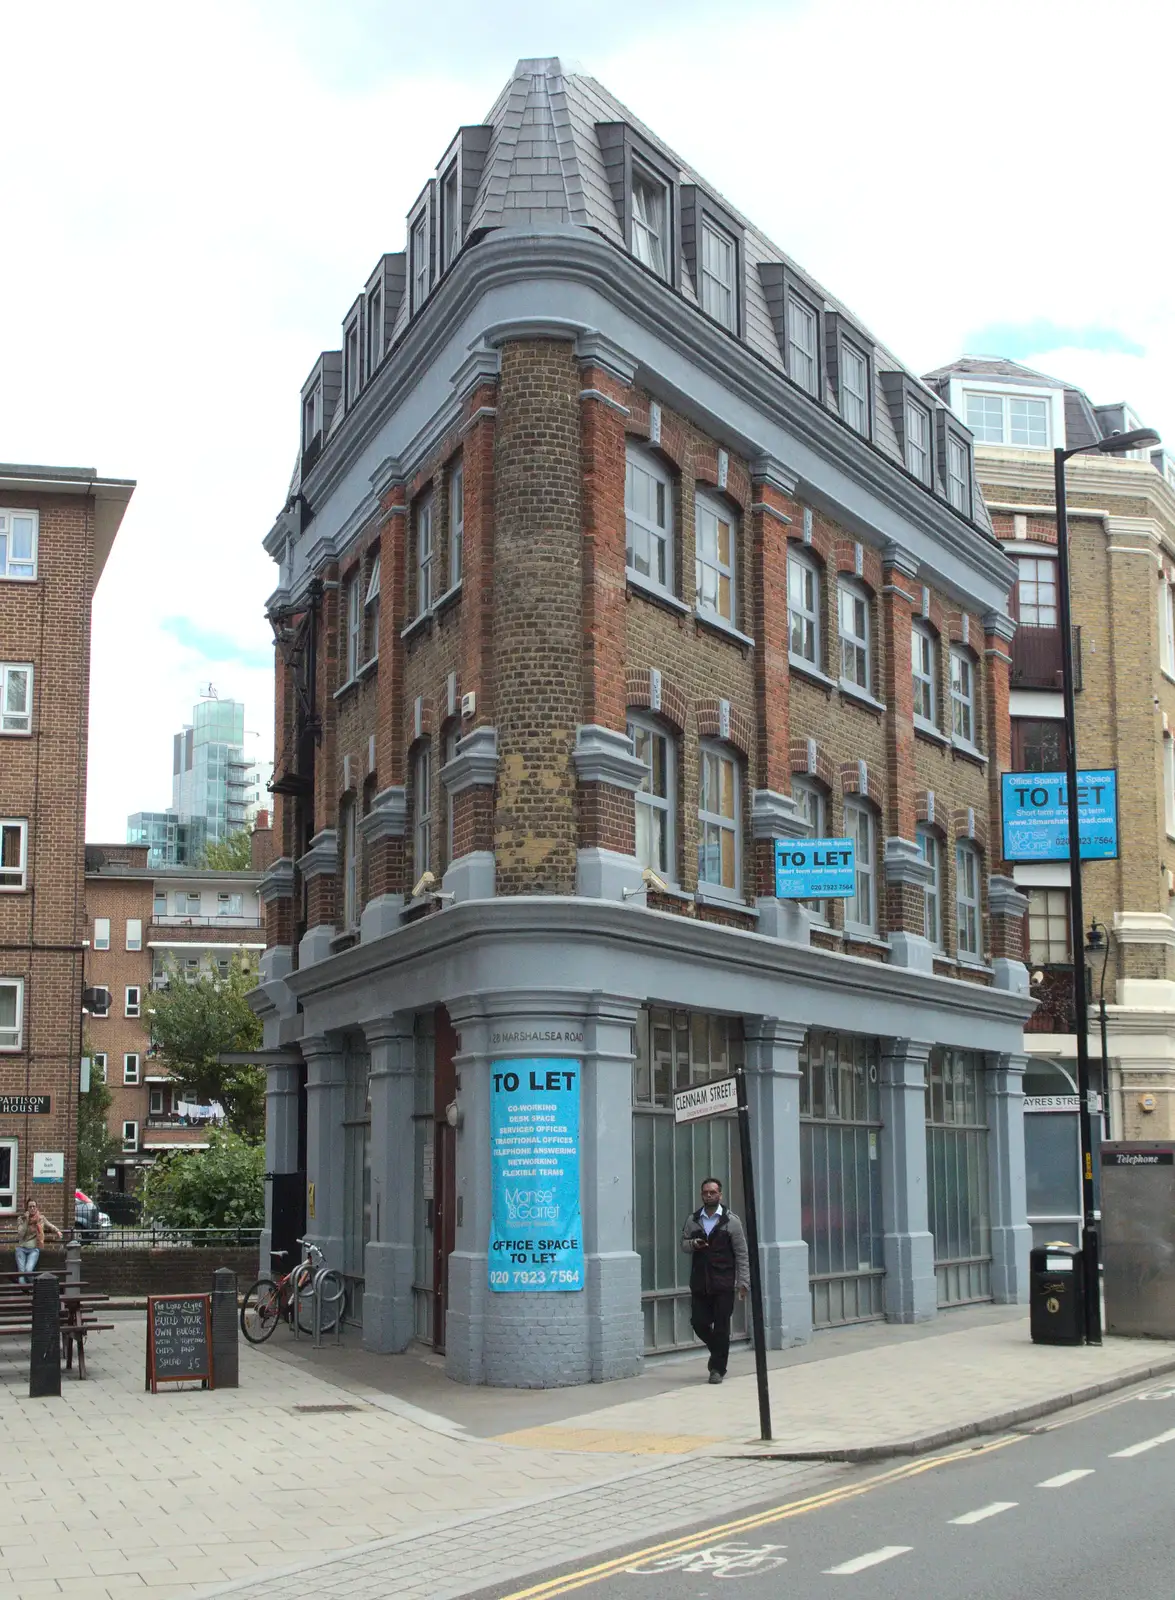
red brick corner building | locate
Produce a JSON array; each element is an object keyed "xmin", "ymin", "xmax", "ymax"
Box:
[
  {"xmin": 255, "ymin": 59, "xmax": 1034, "ymax": 1386},
  {"xmin": 1, "ymin": 463, "xmax": 134, "ymax": 1227}
]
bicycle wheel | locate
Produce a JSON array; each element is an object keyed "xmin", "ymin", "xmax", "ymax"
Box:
[{"xmin": 240, "ymin": 1279, "xmax": 283, "ymax": 1343}]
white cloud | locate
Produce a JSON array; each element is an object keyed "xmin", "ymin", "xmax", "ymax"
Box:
[{"xmin": 2, "ymin": 0, "xmax": 1170, "ymax": 840}]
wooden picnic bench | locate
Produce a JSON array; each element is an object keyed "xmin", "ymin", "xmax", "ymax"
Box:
[{"xmin": 0, "ymin": 1294, "xmax": 113, "ymax": 1378}]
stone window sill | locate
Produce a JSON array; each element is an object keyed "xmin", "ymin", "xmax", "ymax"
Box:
[
  {"xmin": 357, "ymin": 654, "xmax": 379, "ymax": 682},
  {"xmin": 843, "ymin": 928, "xmax": 890, "ymax": 951},
  {"xmin": 695, "ymin": 886, "xmax": 759, "ymax": 918},
  {"xmin": 957, "ymin": 953, "xmax": 994, "ymax": 975},
  {"xmin": 789, "ymin": 654, "xmax": 837, "ymax": 692},
  {"xmin": 914, "ymin": 717, "xmax": 950, "ymax": 748},
  {"xmin": 626, "ymin": 570, "xmax": 691, "ymax": 618},
  {"xmin": 401, "ymin": 610, "xmax": 433, "ymax": 643},
  {"xmin": 434, "ymin": 581, "xmax": 462, "ymax": 617},
  {"xmin": 951, "ymin": 737, "xmax": 988, "ymax": 766},
  {"xmin": 333, "ymin": 677, "xmax": 360, "ymax": 702},
  {"xmin": 693, "ymin": 606, "xmax": 755, "ymax": 650},
  {"xmin": 838, "ymin": 679, "xmax": 887, "ymax": 715}
]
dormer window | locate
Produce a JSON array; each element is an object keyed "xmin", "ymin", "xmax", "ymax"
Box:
[
  {"xmin": 700, "ymin": 221, "xmax": 737, "ymax": 331},
  {"xmin": 964, "ymin": 390, "xmax": 1049, "ymax": 447},
  {"xmin": 344, "ymin": 314, "xmax": 361, "ymax": 405},
  {"xmin": 946, "ymin": 434, "xmax": 970, "ymax": 513},
  {"xmin": 440, "ymin": 162, "xmax": 460, "ymax": 271},
  {"xmin": 905, "ymin": 400, "xmax": 932, "ymax": 484},
  {"xmin": 366, "ymin": 282, "xmax": 383, "ymax": 374},
  {"xmin": 631, "ymin": 168, "xmax": 669, "ymax": 278},
  {"xmin": 786, "ymin": 292, "xmax": 820, "ymax": 396},
  {"xmin": 303, "ymin": 387, "xmax": 321, "ymax": 448},
  {"xmin": 411, "ymin": 210, "xmax": 430, "ymax": 312},
  {"xmin": 839, "ymin": 340, "xmax": 869, "ymax": 434}
]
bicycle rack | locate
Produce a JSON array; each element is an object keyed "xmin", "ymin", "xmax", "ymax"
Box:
[{"xmin": 312, "ymin": 1267, "xmax": 346, "ymax": 1348}]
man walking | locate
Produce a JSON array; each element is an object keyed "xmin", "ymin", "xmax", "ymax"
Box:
[{"xmin": 681, "ymin": 1176, "xmax": 749, "ymax": 1384}]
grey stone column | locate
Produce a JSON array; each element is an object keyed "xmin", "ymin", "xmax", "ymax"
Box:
[
  {"xmin": 260, "ymin": 1061, "xmax": 301, "ymax": 1271},
  {"xmin": 986, "ymin": 1051, "xmax": 1031, "ymax": 1303},
  {"xmin": 302, "ymin": 1034, "xmax": 346, "ymax": 1270},
  {"xmin": 743, "ymin": 1019, "xmax": 812, "ymax": 1347},
  {"xmin": 878, "ymin": 1038, "xmax": 937, "ymax": 1322},
  {"xmin": 444, "ymin": 990, "xmax": 643, "ymax": 1388},
  {"xmin": 362, "ymin": 1014, "xmax": 417, "ymax": 1352}
]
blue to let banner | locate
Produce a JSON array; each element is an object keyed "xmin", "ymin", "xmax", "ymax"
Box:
[
  {"xmin": 774, "ymin": 836, "xmax": 856, "ymax": 899},
  {"xmin": 489, "ymin": 1058, "xmax": 584, "ymax": 1293},
  {"xmin": 1000, "ymin": 769, "xmax": 1119, "ymax": 862}
]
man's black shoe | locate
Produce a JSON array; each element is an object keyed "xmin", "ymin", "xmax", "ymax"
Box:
[{"xmin": 708, "ymin": 1370, "xmax": 724, "ymax": 1384}]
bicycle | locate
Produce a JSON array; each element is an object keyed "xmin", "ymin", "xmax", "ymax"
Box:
[{"xmin": 239, "ymin": 1239, "xmax": 344, "ymax": 1343}]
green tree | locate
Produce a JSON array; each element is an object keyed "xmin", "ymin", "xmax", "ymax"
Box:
[
  {"xmin": 199, "ymin": 829, "xmax": 253, "ymax": 870},
  {"xmin": 77, "ymin": 1071, "xmax": 120, "ymax": 1194},
  {"xmin": 141, "ymin": 955, "xmax": 265, "ymax": 1140},
  {"xmin": 140, "ymin": 1130, "xmax": 265, "ymax": 1229}
]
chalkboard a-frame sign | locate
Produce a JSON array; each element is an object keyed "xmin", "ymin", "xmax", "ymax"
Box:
[{"xmin": 145, "ymin": 1294, "xmax": 214, "ymax": 1393}]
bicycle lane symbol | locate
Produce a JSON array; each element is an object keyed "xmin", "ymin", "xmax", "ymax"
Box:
[{"xmin": 623, "ymin": 1542, "xmax": 787, "ymax": 1578}]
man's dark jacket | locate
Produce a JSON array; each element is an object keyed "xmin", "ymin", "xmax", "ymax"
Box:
[{"xmin": 680, "ymin": 1206, "xmax": 751, "ymax": 1295}]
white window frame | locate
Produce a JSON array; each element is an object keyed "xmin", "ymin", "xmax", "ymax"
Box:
[
  {"xmin": 449, "ymin": 461, "xmax": 464, "ymax": 587},
  {"xmin": 700, "ymin": 219, "xmax": 737, "ymax": 331},
  {"xmin": 149, "ymin": 1087, "xmax": 165, "ymax": 1118},
  {"xmin": 1017, "ymin": 556, "xmax": 1058, "ymax": 627},
  {"xmin": 1160, "ymin": 578, "xmax": 1175, "ymax": 678},
  {"xmin": 839, "ymin": 339, "xmax": 869, "ymax": 434},
  {"xmin": 625, "ymin": 445, "xmax": 674, "ymax": 596},
  {"xmin": 345, "ymin": 570, "xmax": 361, "ymax": 681},
  {"xmin": 342, "ymin": 797, "xmax": 358, "ymax": 931},
  {"xmin": 0, "ymin": 978, "xmax": 23, "ymax": 1050},
  {"xmin": 0, "ymin": 1137, "xmax": 16, "ymax": 1212},
  {"xmin": 303, "ymin": 386, "xmax": 321, "ymax": 448},
  {"xmin": 628, "ymin": 714, "xmax": 675, "ymax": 882},
  {"xmin": 950, "ymin": 648, "xmax": 976, "ymax": 744},
  {"xmin": 844, "ymin": 799, "xmax": 877, "ymax": 935},
  {"xmin": 1028, "ymin": 887, "xmax": 1070, "ymax": 965},
  {"xmin": 838, "ymin": 579, "xmax": 871, "ymax": 693},
  {"xmin": 0, "ymin": 819, "xmax": 28, "ymax": 890},
  {"xmin": 918, "ymin": 826, "xmax": 943, "ymax": 950},
  {"xmin": 414, "ymin": 743, "xmax": 431, "ymax": 875},
  {"xmin": 365, "ymin": 551, "xmax": 381, "ymax": 658},
  {"xmin": 956, "ymin": 841, "xmax": 981, "ymax": 958},
  {"xmin": 125, "ymin": 918, "xmax": 142, "ymax": 952},
  {"xmin": 0, "ymin": 662, "xmax": 33, "ymax": 735},
  {"xmin": 905, "ymin": 400, "xmax": 931, "ymax": 484},
  {"xmin": 695, "ymin": 491, "xmax": 737, "ymax": 625},
  {"xmin": 912, "ymin": 622, "xmax": 937, "ymax": 727},
  {"xmin": 344, "ymin": 316, "xmax": 361, "ymax": 404},
  {"xmin": 123, "ymin": 1053, "xmax": 140, "ymax": 1085},
  {"xmin": 93, "ymin": 917, "xmax": 110, "ymax": 951},
  {"xmin": 697, "ymin": 741, "xmax": 741, "ymax": 899},
  {"xmin": 0, "ymin": 508, "xmax": 38, "ymax": 581},
  {"xmin": 92, "ymin": 1052, "xmax": 107, "ymax": 1083},
  {"xmin": 443, "ymin": 725, "xmax": 460, "ymax": 870},
  {"xmin": 946, "ymin": 433, "xmax": 970, "ymax": 512},
  {"xmin": 410, "ymin": 210, "xmax": 430, "ymax": 311},
  {"xmin": 786, "ymin": 292, "xmax": 819, "ymax": 396},
  {"xmin": 1165, "ymin": 734, "xmax": 1175, "ymax": 838},
  {"xmin": 631, "ymin": 168, "xmax": 669, "ymax": 278},
  {"xmin": 417, "ymin": 495, "xmax": 435, "ymax": 615},
  {"xmin": 958, "ymin": 386, "xmax": 1054, "ymax": 449},
  {"xmin": 366, "ymin": 282, "xmax": 383, "ymax": 374},
  {"xmin": 125, "ymin": 986, "xmax": 141, "ymax": 1019},
  {"xmin": 788, "ymin": 549, "xmax": 821, "ymax": 668},
  {"xmin": 122, "ymin": 1121, "xmax": 139, "ymax": 1153},
  {"xmin": 440, "ymin": 162, "xmax": 460, "ymax": 270},
  {"xmin": 792, "ymin": 777, "xmax": 829, "ymax": 921}
]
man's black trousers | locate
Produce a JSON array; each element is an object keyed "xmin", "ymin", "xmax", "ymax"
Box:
[{"xmin": 690, "ymin": 1288, "xmax": 735, "ymax": 1374}]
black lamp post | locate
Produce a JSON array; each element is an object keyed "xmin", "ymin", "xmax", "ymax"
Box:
[
  {"xmin": 1085, "ymin": 919, "xmax": 1112, "ymax": 1139},
  {"xmin": 1056, "ymin": 424, "xmax": 1160, "ymax": 1346}
]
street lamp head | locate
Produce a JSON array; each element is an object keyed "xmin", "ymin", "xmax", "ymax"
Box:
[
  {"xmin": 1095, "ymin": 426, "xmax": 1161, "ymax": 454},
  {"xmin": 1085, "ymin": 919, "xmax": 1107, "ymax": 953}
]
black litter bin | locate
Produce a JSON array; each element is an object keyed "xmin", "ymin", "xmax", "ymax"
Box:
[{"xmin": 1030, "ymin": 1241, "xmax": 1084, "ymax": 1345}]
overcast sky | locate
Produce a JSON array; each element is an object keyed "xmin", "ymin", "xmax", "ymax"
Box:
[{"xmin": 3, "ymin": 0, "xmax": 1171, "ymax": 841}]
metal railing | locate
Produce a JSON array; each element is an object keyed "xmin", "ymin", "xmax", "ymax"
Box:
[
  {"xmin": 1011, "ymin": 625, "xmax": 1082, "ymax": 691},
  {"xmin": 151, "ymin": 915, "xmax": 262, "ymax": 928},
  {"xmin": 66, "ymin": 1224, "xmax": 263, "ymax": 1249}
]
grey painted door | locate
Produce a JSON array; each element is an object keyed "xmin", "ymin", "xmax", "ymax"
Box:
[
  {"xmin": 926, "ymin": 1047, "xmax": 992, "ymax": 1306},
  {"xmin": 800, "ymin": 1030, "xmax": 885, "ymax": 1327}
]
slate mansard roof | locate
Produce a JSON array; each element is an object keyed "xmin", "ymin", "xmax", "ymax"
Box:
[{"xmin": 285, "ymin": 56, "xmax": 989, "ymax": 537}]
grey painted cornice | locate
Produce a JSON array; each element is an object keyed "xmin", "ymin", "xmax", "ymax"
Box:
[
  {"xmin": 988, "ymin": 875, "xmax": 1030, "ymax": 918},
  {"xmin": 281, "ymin": 228, "xmax": 1017, "ymax": 609},
  {"xmin": 574, "ymin": 329, "xmax": 638, "ymax": 384},
  {"xmin": 450, "ymin": 344, "xmax": 502, "ymax": 400},
  {"xmin": 751, "ymin": 790, "xmax": 810, "ymax": 841},
  {"xmin": 884, "ymin": 836, "xmax": 934, "ymax": 888},
  {"xmin": 440, "ymin": 726, "xmax": 499, "ymax": 794},
  {"xmin": 357, "ymin": 787, "xmax": 408, "ymax": 843},
  {"xmin": 258, "ymin": 857, "xmax": 295, "ymax": 905},
  {"xmin": 883, "ymin": 541, "xmax": 920, "ymax": 579},
  {"xmin": 282, "ymin": 894, "xmax": 1037, "ymax": 1027},
  {"xmin": 572, "ymin": 725, "xmax": 647, "ymax": 791},
  {"xmin": 983, "ymin": 609, "xmax": 1017, "ymax": 643},
  {"xmin": 751, "ymin": 456, "xmax": 800, "ymax": 496},
  {"xmin": 298, "ymin": 829, "xmax": 339, "ymax": 881}
]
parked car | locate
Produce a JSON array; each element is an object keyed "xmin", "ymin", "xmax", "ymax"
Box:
[{"xmin": 74, "ymin": 1189, "xmax": 111, "ymax": 1241}]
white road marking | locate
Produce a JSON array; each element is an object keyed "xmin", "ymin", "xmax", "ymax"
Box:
[
  {"xmin": 949, "ymin": 1501, "xmax": 1018, "ymax": 1525},
  {"xmin": 1111, "ymin": 1427, "xmax": 1175, "ymax": 1458},
  {"xmin": 1037, "ymin": 1470, "xmax": 1095, "ymax": 1488},
  {"xmin": 823, "ymin": 1546, "xmax": 913, "ymax": 1575}
]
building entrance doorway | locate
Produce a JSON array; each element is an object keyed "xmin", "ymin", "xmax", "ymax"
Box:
[{"xmin": 926, "ymin": 1048, "xmax": 991, "ymax": 1306}]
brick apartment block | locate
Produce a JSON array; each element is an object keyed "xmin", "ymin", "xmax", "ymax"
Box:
[
  {"xmin": 252, "ymin": 59, "xmax": 1036, "ymax": 1387},
  {"xmin": 0, "ymin": 464, "xmax": 133, "ymax": 1228},
  {"xmin": 82, "ymin": 840, "xmax": 266, "ymax": 1184},
  {"xmin": 929, "ymin": 360, "xmax": 1175, "ymax": 1169}
]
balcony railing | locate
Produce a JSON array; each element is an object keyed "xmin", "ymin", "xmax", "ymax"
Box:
[
  {"xmin": 151, "ymin": 915, "xmax": 262, "ymax": 928},
  {"xmin": 145, "ymin": 1115, "xmax": 220, "ymax": 1130},
  {"xmin": 1011, "ymin": 626, "xmax": 1082, "ymax": 691}
]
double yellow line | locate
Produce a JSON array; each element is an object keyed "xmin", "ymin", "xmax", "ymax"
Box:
[{"xmin": 498, "ymin": 1433, "xmax": 1023, "ymax": 1599}]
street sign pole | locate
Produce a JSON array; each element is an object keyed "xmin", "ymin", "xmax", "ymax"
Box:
[{"xmin": 735, "ymin": 1066, "xmax": 772, "ymax": 1442}]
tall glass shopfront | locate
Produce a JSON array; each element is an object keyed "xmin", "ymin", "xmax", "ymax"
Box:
[{"xmin": 926, "ymin": 1047, "xmax": 991, "ymax": 1306}]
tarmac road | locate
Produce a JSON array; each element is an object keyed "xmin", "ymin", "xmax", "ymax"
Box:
[{"xmin": 476, "ymin": 1378, "xmax": 1175, "ymax": 1600}]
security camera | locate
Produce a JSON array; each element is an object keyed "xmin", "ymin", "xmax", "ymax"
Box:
[
  {"xmin": 412, "ymin": 870, "xmax": 437, "ymax": 898},
  {"xmin": 1031, "ymin": 970, "xmax": 1045, "ymax": 987},
  {"xmin": 642, "ymin": 867, "xmax": 668, "ymax": 893}
]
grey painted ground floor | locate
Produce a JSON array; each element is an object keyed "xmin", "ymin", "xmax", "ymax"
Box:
[{"xmin": 254, "ymin": 898, "xmax": 1035, "ymax": 1387}]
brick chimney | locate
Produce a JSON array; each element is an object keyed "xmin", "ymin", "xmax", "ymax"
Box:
[{"xmin": 250, "ymin": 809, "xmax": 275, "ymax": 871}]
